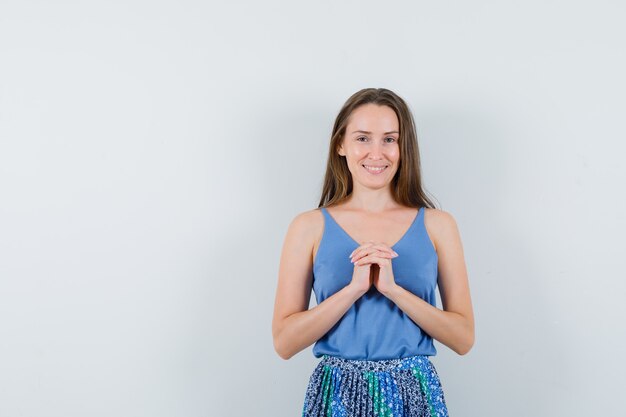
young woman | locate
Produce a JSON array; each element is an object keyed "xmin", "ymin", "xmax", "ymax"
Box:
[{"xmin": 272, "ymin": 88, "xmax": 474, "ymax": 416}]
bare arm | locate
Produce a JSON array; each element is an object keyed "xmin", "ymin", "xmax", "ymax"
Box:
[
  {"xmin": 381, "ymin": 209, "xmax": 475, "ymax": 355},
  {"xmin": 272, "ymin": 211, "xmax": 366, "ymax": 360}
]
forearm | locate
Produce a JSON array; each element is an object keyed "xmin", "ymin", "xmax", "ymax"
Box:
[
  {"xmin": 385, "ymin": 284, "xmax": 474, "ymax": 355},
  {"xmin": 275, "ymin": 283, "xmax": 365, "ymax": 360}
]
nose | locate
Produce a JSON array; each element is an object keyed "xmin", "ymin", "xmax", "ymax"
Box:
[{"xmin": 368, "ymin": 141, "xmax": 384, "ymax": 159}]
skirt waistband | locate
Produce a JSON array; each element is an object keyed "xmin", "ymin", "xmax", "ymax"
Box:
[{"xmin": 319, "ymin": 354, "xmax": 434, "ymax": 373}]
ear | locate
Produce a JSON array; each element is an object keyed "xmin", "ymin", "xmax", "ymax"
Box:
[{"xmin": 337, "ymin": 142, "xmax": 345, "ymax": 157}]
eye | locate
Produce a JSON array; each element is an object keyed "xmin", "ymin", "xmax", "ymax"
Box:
[
  {"xmin": 385, "ymin": 137, "xmax": 397, "ymax": 143},
  {"xmin": 356, "ymin": 136, "xmax": 368, "ymax": 142}
]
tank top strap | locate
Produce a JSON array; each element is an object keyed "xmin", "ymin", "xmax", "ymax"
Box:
[
  {"xmin": 319, "ymin": 207, "xmax": 338, "ymax": 229},
  {"xmin": 319, "ymin": 206, "xmax": 342, "ymax": 239}
]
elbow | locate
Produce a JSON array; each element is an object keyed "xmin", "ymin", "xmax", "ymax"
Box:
[
  {"xmin": 273, "ymin": 334, "xmax": 294, "ymax": 360},
  {"xmin": 275, "ymin": 346, "xmax": 294, "ymax": 361},
  {"xmin": 454, "ymin": 343, "xmax": 473, "ymax": 356},
  {"xmin": 454, "ymin": 331, "xmax": 475, "ymax": 356}
]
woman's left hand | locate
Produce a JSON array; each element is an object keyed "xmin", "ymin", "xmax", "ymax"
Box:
[{"xmin": 349, "ymin": 241, "xmax": 399, "ymax": 296}]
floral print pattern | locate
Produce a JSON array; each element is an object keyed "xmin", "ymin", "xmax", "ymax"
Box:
[{"xmin": 302, "ymin": 354, "xmax": 448, "ymax": 417}]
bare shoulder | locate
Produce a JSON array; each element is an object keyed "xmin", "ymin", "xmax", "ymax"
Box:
[
  {"xmin": 423, "ymin": 207, "xmax": 461, "ymax": 253},
  {"xmin": 287, "ymin": 208, "xmax": 324, "ymax": 239},
  {"xmin": 284, "ymin": 208, "xmax": 325, "ymax": 261}
]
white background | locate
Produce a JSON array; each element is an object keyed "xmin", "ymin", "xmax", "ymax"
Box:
[{"xmin": 1, "ymin": 1, "xmax": 625, "ymax": 416}]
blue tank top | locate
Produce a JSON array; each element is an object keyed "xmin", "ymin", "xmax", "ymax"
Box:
[{"xmin": 312, "ymin": 206, "xmax": 438, "ymax": 360}]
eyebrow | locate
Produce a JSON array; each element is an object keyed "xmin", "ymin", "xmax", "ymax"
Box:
[{"xmin": 351, "ymin": 130, "xmax": 399, "ymax": 135}]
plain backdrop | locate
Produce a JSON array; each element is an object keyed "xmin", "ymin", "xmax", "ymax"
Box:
[{"xmin": 1, "ymin": 1, "xmax": 625, "ymax": 416}]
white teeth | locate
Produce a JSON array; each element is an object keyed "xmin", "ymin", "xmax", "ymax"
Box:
[{"xmin": 363, "ymin": 165, "xmax": 387, "ymax": 172}]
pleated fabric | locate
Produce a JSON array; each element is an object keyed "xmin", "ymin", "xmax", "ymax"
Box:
[{"xmin": 302, "ymin": 354, "xmax": 448, "ymax": 417}]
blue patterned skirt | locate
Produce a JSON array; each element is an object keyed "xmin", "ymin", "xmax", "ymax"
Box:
[{"xmin": 302, "ymin": 354, "xmax": 448, "ymax": 417}]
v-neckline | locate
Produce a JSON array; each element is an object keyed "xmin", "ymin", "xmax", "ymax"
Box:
[{"xmin": 323, "ymin": 207, "xmax": 421, "ymax": 249}]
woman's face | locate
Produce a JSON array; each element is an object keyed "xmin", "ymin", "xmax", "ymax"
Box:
[{"xmin": 338, "ymin": 103, "xmax": 400, "ymax": 188}]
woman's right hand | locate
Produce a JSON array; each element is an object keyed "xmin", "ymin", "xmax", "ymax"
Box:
[
  {"xmin": 349, "ymin": 260, "xmax": 373, "ymax": 295},
  {"xmin": 348, "ymin": 241, "xmax": 398, "ymax": 295}
]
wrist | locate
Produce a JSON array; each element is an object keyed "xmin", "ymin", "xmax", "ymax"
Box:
[
  {"xmin": 381, "ymin": 283, "xmax": 402, "ymax": 300},
  {"xmin": 347, "ymin": 282, "xmax": 369, "ymax": 298}
]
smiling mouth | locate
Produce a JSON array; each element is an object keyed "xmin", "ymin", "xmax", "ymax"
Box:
[{"xmin": 362, "ymin": 164, "xmax": 388, "ymax": 174}]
